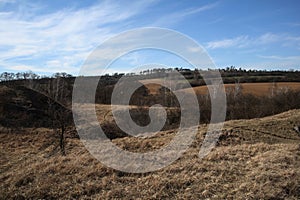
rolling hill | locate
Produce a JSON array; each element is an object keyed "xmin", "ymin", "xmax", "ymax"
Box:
[{"xmin": 1, "ymin": 109, "xmax": 300, "ymax": 199}]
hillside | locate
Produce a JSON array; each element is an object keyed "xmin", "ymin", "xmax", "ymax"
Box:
[
  {"xmin": 0, "ymin": 85, "xmax": 73, "ymax": 128},
  {"xmin": 1, "ymin": 110, "xmax": 300, "ymax": 199}
]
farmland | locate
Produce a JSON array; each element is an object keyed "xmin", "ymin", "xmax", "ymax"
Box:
[{"xmin": 183, "ymin": 82, "xmax": 300, "ymax": 96}]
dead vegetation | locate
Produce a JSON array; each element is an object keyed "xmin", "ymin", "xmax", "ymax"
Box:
[
  {"xmin": 1, "ymin": 109, "xmax": 300, "ymax": 199},
  {"xmin": 184, "ymin": 82, "xmax": 300, "ymax": 96},
  {"xmin": 1, "ymin": 80, "xmax": 300, "ymax": 199}
]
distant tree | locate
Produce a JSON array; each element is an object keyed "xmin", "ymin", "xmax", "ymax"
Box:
[
  {"xmin": 22, "ymin": 71, "xmax": 35, "ymax": 80},
  {"xmin": 0, "ymin": 72, "xmax": 8, "ymax": 81},
  {"xmin": 15, "ymin": 72, "xmax": 22, "ymax": 80},
  {"xmin": 29, "ymin": 72, "xmax": 39, "ymax": 79},
  {"xmin": 7, "ymin": 73, "xmax": 15, "ymax": 81},
  {"xmin": 52, "ymin": 72, "xmax": 73, "ymax": 78}
]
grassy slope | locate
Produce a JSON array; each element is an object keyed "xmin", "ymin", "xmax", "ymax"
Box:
[{"xmin": 1, "ymin": 110, "xmax": 300, "ymax": 199}]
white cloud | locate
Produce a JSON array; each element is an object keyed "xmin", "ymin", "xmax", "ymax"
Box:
[
  {"xmin": 6, "ymin": 63, "xmax": 80, "ymax": 74},
  {"xmin": 206, "ymin": 36, "xmax": 249, "ymax": 49},
  {"xmin": 151, "ymin": 2, "xmax": 218, "ymax": 27},
  {"xmin": 187, "ymin": 46, "xmax": 204, "ymax": 53},
  {"xmin": 256, "ymin": 33, "xmax": 280, "ymax": 44},
  {"xmin": 206, "ymin": 33, "xmax": 300, "ymax": 49},
  {"xmin": 258, "ymin": 55, "xmax": 300, "ymax": 60},
  {"xmin": 0, "ymin": 0, "xmax": 158, "ymax": 74},
  {"xmin": 226, "ymin": 54, "xmax": 300, "ymax": 70},
  {"xmin": 181, "ymin": 2, "xmax": 219, "ymax": 16}
]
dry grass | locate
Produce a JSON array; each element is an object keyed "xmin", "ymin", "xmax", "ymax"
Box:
[
  {"xmin": 140, "ymin": 79, "xmax": 300, "ymax": 97},
  {"xmin": 1, "ymin": 110, "xmax": 300, "ymax": 199},
  {"xmin": 139, "ymin": 79, "xmax": 164, "ymax": 95},
  {"xmin": 184, "ymin": 82, "xmax": 300, "ymax": 96}
]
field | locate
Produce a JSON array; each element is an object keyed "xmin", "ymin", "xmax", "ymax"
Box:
[
  {"xmin": 140, "ymin": 80, "xmax": 300, "ymax": 96},
  {"xmin": 1, "ymin": 109, "xmax": 300, "ymax": 199},
  {"xmin": 139, "ymin": 79, "xmax": 171, "ymax": 94},
  {"xmin": 188, "ymin": 82, "xmax": 300, "ymax": 96}
]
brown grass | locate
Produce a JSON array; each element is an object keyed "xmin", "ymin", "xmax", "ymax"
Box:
[
  {"xmin": 139, "ymin": 79, "xmax": 164, "ymax": 95},
  {"xmin": 1, "ymin": 110, "xmax": 300, "ymax": 199},
  {"xmin": 185, "ymin": 82, "xmax": 300, "ymax": 96},
  {"xmin": 139, "ymin": 79, "xmax": 187, "ymax": 95},
  {"xmin": 140, "ymin": 78, "xmax": 300, "ymax": 97}
]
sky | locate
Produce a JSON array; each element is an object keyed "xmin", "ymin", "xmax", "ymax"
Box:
[{"xmin": 0, "ymin": 0, "xmax": 300, "ymax": 75}]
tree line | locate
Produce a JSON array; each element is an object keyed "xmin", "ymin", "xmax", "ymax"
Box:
[
  {"xmin": 1, "ymin": 67, "xmax": 299, "ymax": 82},
  {"xmin": 0, "ymin": 71, "xmax": 73, "ymax": 82}
]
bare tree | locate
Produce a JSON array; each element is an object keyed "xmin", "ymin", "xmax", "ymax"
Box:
[
  {"xmin": 234, "ymin": 81, "xmax": 243, "ymax": 99},
  {"xmin": 44, "ymin": 77, "xmax": 72, "ymax": 156}
]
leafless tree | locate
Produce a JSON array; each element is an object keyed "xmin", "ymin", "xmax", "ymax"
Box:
[{"xmin": 43, "ymin": 77, "xmax": 72, "ymax": 156}]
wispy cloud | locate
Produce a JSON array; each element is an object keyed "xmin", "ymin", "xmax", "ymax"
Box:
[
  {"xmin": 249, "ymin": 56, "xmax": 300, "ymax": 70},
  {"xmin": 182, "ymin": 2, "xmax": 219, "ymax": 15},
  {"xmin": 0, "ymin": 0, "xmax": 158, "ymax": 74},
  {"xmin": 256, "ymin": 33, "xmax": 280, "ymax": 44},
  {"xmin": 151, "ymin": 2, "xmax": 219, "ymax": 27},
  {"xmin": 1, "ymin": 1, "xmax": 299, "ymax": 73},
  {"xmin": 258, "ymin": 55, "xmax": 300, "ymax": 60},
  {"xmin": 285, "ymin": 22, "xmax": 300, "ymax": 27},
  {"xmin": 206, "ymin": 36, "xmax": 249, "ymax": 49},
  {"xmin": 206, "ymin": 33, "xmax": 300, "ymax": 49}
]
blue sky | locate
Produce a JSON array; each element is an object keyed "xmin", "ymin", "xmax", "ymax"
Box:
[{"xmin": 0, "ymin": 0, "xmax": 300, "ymax": 75}]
